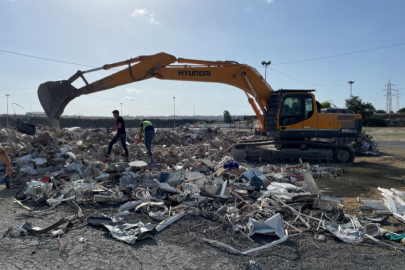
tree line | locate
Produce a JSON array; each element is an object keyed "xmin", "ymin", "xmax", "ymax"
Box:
[{"xmin": 321, "ymin": 98, "xmax": 405, "ymax": 119}]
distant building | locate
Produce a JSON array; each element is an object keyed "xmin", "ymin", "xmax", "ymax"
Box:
[{"xmin": 26, "ymin": 112, "xmax": 46, "ymax": 117}]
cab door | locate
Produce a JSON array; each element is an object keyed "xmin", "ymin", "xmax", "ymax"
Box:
[
  {"xmin": 300, "ymin": 95, "xmax": 317, "ymax": 137},
  {"xmin": 278, "ymin": 94, "xmax": 318, "ymax": 138},
  {"xmin": 279, "ymin": 95, "xmax": 303, "ymax": 136}
]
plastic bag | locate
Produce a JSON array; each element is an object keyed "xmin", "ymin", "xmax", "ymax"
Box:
[
  {"xmin": 16, "ymin": 118, "xmax": 36, "ymax": 135},
  {"xmin": 12, "ymin": 103, "xmax": 37, "ymax": 135}
]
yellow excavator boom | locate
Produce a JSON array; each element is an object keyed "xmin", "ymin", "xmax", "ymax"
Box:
[{"xmin": 38, "ymin": 52, "xmax": 272, "ymax": 130}]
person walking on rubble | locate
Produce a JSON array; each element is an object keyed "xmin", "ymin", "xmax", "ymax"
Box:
[
  {"xmin": 0, "ymin": 144, "xmax": 13, "ymax": 177},
  {"xmin": 106, "ymin": 110, "xmax": 129, "ymax": 159},
  {"xmin": 136, "ymin": 119, "xmax": 155, "ymax": 157},
  {"xmin": 0, "ymin": 143, "xmax": 13, "ymax": 185}
]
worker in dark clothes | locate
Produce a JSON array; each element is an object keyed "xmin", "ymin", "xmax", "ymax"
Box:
[
  {"xmin": 136, "ymin": 119, "xmax": 155, "ymax": 157},
  {"xmin": 106, "ymin": 110, "xmax": 129, "ymax": 159}
]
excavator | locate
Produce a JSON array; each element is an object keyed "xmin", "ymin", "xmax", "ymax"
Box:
[{"xmin": 38, "ymin": 52, "xmax": 362, "ymax": 163}]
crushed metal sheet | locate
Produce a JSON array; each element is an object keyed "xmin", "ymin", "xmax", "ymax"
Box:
[
  {"xmin": 323, "ymin": 221, "xmax": 366, "ymax": 244},
  {"xmin": 156, "ymin": 212, "xmax": 186, "ymax": 232},
  {"xmin": 104, "ymin": 220, "xmax": 156, "ymax": 245},
  {"xmin": 247, "ymin": 213, "xmax": 285, "ymax": 238}
]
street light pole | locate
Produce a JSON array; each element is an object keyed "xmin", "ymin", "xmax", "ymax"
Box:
[
  {"xmin": 6, "ymin": 94, "xmax": 10, "ymax": 127},
  {"xmin": 173, "ymin": 97, "xmax": 176, "ymax": 128},
  {"xmin": 120, "ymin": 103, "xmax": 123, "ymax": 116},
  {"xmin": 348, "ymin": 81, "xmax": 355, "ymax": 98},
  {"xmin": 261, "ymin": 61, "xmax": 271, "ymax": 81}
]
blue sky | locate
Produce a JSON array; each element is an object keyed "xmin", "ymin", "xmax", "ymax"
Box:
[{"xmin": 1, "ymin": 0, "xmax": 404, "ymax": 117}]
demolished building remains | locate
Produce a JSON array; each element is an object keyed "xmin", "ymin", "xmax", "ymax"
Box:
[{"xmin": 2, "ymin": 125, "xmax": 403, "ymax": 258}]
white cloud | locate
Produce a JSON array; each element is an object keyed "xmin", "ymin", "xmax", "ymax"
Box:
[
  {"xmin": 126, "ymin": 88, "xmax": 142, "ymax": 93},
  {"xmin": 123, "ymin": 97, "xmax": 136, "ymax": 101},
  {"xmin": 131, "ymin": 8, "xmax": 148, "ymax": 17},
  {"xmin": 131, "ymin": 8, "xmax": 160, "ymax": 25},
  {"xmin": 5, "ymin": 0, "xmax": 15, "ymax": 2},
  {"xmin": 245, "ymin": 5, "xmax": 254, "ymax": 12},
  {"xmin": 260, "ymin": 0, "xmax": 274, "ymax": 3}
]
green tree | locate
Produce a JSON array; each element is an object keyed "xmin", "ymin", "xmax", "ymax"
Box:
[
  {"xmin": 320, "ymin": 101, "xmax": 331, "ymax": 109},
  {"xmin": 223, "ymin": 110, "xmax": 233, "ymax": 123},
  {"xmin": 376, "ymin": 109, "xmax": 386, "ymax": 113},
  {"xmin": 398, "ymin": 108, "xmax": 405, "ymax": 113},
  {"xmin": 345, "ymin": 96, "xmax": 376, "ymax": 119}
]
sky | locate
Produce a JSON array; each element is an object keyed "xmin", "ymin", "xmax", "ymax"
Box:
[{"xmin": 0, "ymin": 0, "xmax": 404, "ymax": 117}]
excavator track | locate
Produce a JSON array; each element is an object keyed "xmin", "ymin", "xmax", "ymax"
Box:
[{"xmin": 229, "ymin": 138, "xmax": 355, "ymax": 164}]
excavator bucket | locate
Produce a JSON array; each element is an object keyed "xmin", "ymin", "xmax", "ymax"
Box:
[{"xmin": 38, "ymin": 81, "xmax": 79, "ymax": 130}]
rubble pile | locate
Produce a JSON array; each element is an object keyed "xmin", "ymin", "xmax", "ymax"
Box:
[
  {"xmin": 312, "ymin": 132, "xmax": 380, "ymax": 156},
  {"xmin": 340, "ymin": 132, "xmax": 379, "ymax": 156},
  {"xmin": 0, "ymin": 126, "xmax": 249, "ymax": 186},
  {"xmin": 152, "ymin": 127, "xmax": 239, "ymax": 146},
  {"xmin": 2, "ymin": 126, "xmax": 403, "ymax": 255}
]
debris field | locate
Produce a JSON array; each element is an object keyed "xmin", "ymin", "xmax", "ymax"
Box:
[{"xmin": 0, "ymin": 125, "xmax": 404, "ymax": 267}]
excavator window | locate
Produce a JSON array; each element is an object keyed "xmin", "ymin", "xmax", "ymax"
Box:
[
  {"xmin": 280, "ymin": 94, "xmax": 314, "ymax": 126},
  {"xmin": 304, "ymin": 96, "xmax": 314, "ymax": 119},
  {"xmin": 280, "ymin": 96, "xmax": 302, "ymax": 125}
]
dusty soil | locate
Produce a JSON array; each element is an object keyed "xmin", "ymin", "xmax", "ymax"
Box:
[{"xmin": 0, "ymin": 127, "xmax": 405, "ymax": 270}]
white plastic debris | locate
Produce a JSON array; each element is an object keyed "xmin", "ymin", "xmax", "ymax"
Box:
[
  {"xmin": 31, "ymin": 158, "xmax": 48, "ymax": 166},
  {"xmin": 20, "ymin": 167, "xmax": 38, "ymax": 175}
]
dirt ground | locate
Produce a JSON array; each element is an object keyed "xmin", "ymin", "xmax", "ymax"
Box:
[{"xmin": 0, "ymin": 127, "xmax": 404, "ymax": 270}]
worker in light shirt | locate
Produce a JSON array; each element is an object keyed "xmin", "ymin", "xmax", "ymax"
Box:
[
  {"xmin": 136, "ymin": 119, "xmax": 155, "ymax": 157},
  {"xmin": 0, "ymin": 143, "xmax": 13, "ymax": 176}
]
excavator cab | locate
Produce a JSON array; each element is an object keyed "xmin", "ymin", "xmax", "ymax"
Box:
[
  {"xmin": 278, "ymin": 91, "xmax": 315, "ymax": 128},
  {"xmin": 265, "ymin": 89, "xmax": 362, "ymax": 139}
]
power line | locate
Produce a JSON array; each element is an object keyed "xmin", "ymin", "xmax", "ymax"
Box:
[
  {"xmin": 268, "ymin": 67, "xmax": 346, "ymax": 87},
  {"xmin": 271, "ymin": 42, "xmax": 405, "ymax": 65},
  {"xmin": 3, "ymin": 42, "xmax": 404, "ymax": 92},
  {"xmin": 10, "ymin": 97, "xmax": 40, "ymax": 105},
  {"xmin": 0, "ymin": 49, "xmax": 98, "ymax": 68},
  {"xmin": 92, "ymin": 95, "xmax": 122, "ymax": 101},
  {"xmin": 0, "ymin": 88, "xmax": 170, "ymax": 104},
  {"xmin": 68, "ymin": 104, "xmax": 118, "ymax": 110},
  {"xmin": 0, "ymin": 87, "xmax": 37, "ymax": 91}
]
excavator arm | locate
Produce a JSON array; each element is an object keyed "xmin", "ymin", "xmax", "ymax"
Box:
[{"xmin": 38, "ymin": 52, "xmax": 273, "ymax": 129}]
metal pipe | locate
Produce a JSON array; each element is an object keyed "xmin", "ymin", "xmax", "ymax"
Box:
[
  {"xmin": 177, "ymin": 58, "xmax": 237, "ymax": 65},
  {"xmin": 6, "ymin": 94, "xmax": 9, "ymax": 127},
  {"xmin": 173, "ymin": 97, "xmax": 176, "ymax": 128},
  {"xmin": 82, "ymin": 66, "xmax": 104, "ymax": 74}
]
